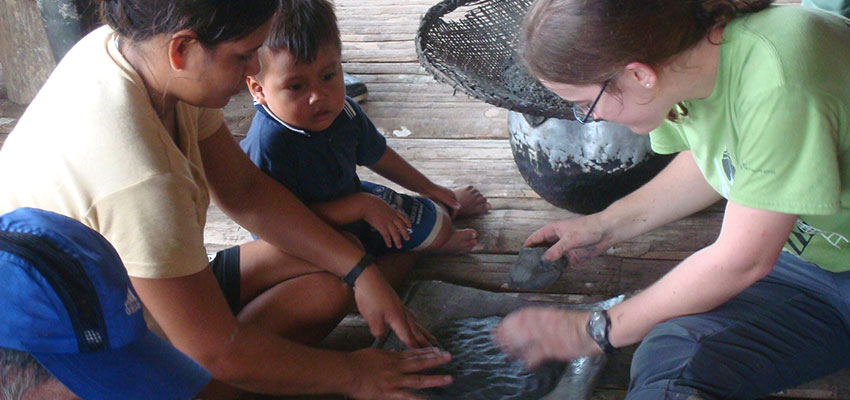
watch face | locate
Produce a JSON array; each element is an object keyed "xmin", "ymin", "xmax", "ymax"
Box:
[{"xmin": 589, "ymin": 312, "xmax": 606, "ymax": 341}]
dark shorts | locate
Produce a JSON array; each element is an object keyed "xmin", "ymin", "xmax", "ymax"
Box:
[
  {"xmin": 209, "ymin": 246, "xmax": 241, "ymax": 314},
  {"xmin": 352, "ymin": 182, "xmax": 447, "ymax": 255}
]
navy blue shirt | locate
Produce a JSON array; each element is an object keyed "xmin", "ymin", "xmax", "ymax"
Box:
[{"xmin": 240, "ymin": 98, "xmax": 387, "ymax": 203}]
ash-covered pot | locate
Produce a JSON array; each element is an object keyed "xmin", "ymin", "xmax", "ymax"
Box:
[{"xmin": 508, "ymin": 111, "xmax": 674, "ymax": 214}]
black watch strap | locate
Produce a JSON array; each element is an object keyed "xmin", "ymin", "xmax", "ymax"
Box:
[
  {"xmin": 586, "ymin": 310, "xmax": 616, "ymax": 355},
  {"xmin": 342, "ymin": 254, "xmax": 375, "ymax": 287}
]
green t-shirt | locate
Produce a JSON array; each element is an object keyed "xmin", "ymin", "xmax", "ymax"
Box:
[
  {"xmin": 650, "ymin": 6, "xmax": 850, "ymax": 272},
  {"xmin": 802, "ymin": 0, "xmax": 850, "ymax": 18}
]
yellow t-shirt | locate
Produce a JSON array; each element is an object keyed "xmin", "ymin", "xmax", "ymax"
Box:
[{"xmin": 0, "ymin": 26, "xmax": 224, "ymax": 279}]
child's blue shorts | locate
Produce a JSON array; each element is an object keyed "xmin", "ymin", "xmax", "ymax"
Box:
[{"xmin": 351, "ymin": 181, "xmax": 447, "ymax": 255}]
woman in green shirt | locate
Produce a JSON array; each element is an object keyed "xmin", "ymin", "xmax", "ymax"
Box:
[
  {"xmin": 494, "ymin": 0, "xmax": 850, "ymax": 398},
  {"xmin": 803, "ymin": 0, "xmax": 850, "ymax": 17}
]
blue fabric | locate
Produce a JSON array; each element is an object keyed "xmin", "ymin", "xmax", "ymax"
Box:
[
  {"xmin": 240, "ymin": 97, "xmax": 387, "ymax": 203},
  {"xmin": 354, "ymin": 182, "xmax": 440, "ymax": 254},
  {"xmin": 627, "ymin": 251, "xmax": 850, "ymax": 399},
  {"xmin": 209, "ymin": 245, "xmax": 241, "ymax": 314},
  {"xmin": 0, "ymin": 208, "xmax": 210, "ymax": 400}
]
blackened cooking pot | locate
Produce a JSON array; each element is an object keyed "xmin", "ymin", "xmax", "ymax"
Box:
[{"xmin": 508, "ymin": 111, "xmax": 674, "ymax": 214}]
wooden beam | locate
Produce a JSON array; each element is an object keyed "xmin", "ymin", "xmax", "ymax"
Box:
[{"xmin": 0, "ymin": 0, "xmax": 55, "ymax": 104}]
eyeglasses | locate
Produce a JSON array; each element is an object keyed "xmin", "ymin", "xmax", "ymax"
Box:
[{"xmin": 572, "ymin": 80, "xmax": 609, "ymax": 124}]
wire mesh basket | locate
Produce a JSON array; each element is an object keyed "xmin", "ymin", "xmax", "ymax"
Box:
[{"xmin": 416, "ymin": 0, "xmax": 574, "ymax": 119}]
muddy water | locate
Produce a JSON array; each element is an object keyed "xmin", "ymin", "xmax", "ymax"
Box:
[{"xmin": 415, "ymin": 316, "xmax": 566, "ymax": 400}]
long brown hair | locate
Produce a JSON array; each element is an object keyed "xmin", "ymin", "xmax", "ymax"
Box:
[{"xmin": 520, "ymin": 0, "xmax": 773, "ymax": 120}]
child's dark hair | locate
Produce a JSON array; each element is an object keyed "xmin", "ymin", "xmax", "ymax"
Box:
[
  {"xmin": 99, "ymin": 0, "xmax": 278, "ymax": 48},
  {"xmin": 265, "ymin": 0, "xmax": 342, "ymax": 64},
  {"xmin": 520, "ymin": 0, "xmax": 773, "ymax": 121}
]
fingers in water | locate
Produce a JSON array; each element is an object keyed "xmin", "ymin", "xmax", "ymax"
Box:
[
  {"xmin": 418, "ymin": 322, "xmax": 438, "ymax": 345},
  {"xmin": 398, "ymin": 373, "xmax": 453, "ymax": 390},
  {"xmin": 406, "ymin": 316, "xmax": 429, "ymax": 348},
  {"xmin": 403, "ymin": 346, "xmax": 445, "ymax": 357},
  {"xmin": 409, "ymin": 314, "xmax": 432, "ymax": 348},
  {"xmin": 390, "ymin": 317, "xmax": 418, "ymax": 349},
  {"xmin": 400, "ymin": 350, "xmax": 452, "ymax": 372}
]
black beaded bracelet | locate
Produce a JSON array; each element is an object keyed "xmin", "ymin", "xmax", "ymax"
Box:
[{"xmin": 342, "ymin": 254, "xmax": 376, "ymax": 287}]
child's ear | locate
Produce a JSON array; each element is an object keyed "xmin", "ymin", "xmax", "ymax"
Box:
[{"xmin": 246, "ymin": 75, "xmax": 267, "ymax": 105}]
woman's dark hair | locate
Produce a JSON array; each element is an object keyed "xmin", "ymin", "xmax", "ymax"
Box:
[
  {"xmin": 520, "ymin": 0, "xmax": 773, "ymax": 121},
  {"xmin": 99, "ymin": 0, "xmax": 278, "ymax": 48},
  {"xmin": 264, "ymin": 0, "xmax": 341, "ymax": 64}
]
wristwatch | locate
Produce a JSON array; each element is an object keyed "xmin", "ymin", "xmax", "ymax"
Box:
[{"xmin": 585, "ymin": 310, "xmax": 615, "ymax": 354}]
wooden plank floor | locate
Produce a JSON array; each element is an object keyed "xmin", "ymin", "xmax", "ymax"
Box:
[
  {"xmin": 220, "ymin": 0, "xmax": 850, "ymax": 398},
  {"xmin": 2, "ymin": 0, "xmax": 847, "ymax": 398}
]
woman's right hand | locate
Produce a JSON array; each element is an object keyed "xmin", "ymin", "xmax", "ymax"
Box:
[
  {"xmin": 524, "ymin": 214, "xmax": 614, "ymax": 264},
  {"xmin": 353, "ymin": 266, "xmax": 436, "ymax": 349},
  {"xmin": 361, "ymin": 194, "xmax": 411, "ymax": 249},
  {"xmin": 346, "ymin": 347, "xmax": 453, "ymax": 400}
]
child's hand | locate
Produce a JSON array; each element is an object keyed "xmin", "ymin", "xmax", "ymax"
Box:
[
  {"xmin": 362, "ymin": 195, "xmax": 411, "ymax": 249},
  {"xmin": 422, "ymin": 184, "xmax": 461, "ymax": 218}
]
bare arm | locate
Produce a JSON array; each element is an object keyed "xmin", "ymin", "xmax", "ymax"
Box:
[
  {"xmin": 527, "ymin": 151, "xmax": 722, "ymax": 262},
  {"xmin": 497, "ymin": 201, "xmax": 797, "ymax": 365},
  {"xmin": 198, "ymin": 125, "xmax": 432, "ymax": 348},
  {"xmin": 606, "ymin": 201, "xmax": 797, "ymax": 347},
  {"xmin": 369, "ymin": 147, "xmax": 435, "ymax": 194},
  {"xmin": 600, "ymin": 150, "xmax": 722, "ymax": 244},
  {"xmin": 131, "ymin": 271, "xmax": 353, "ymax": 395},
  {"xmin": 309, "ymin": 193, "xmax": 413, "ymax": 249},
  {"xmin": 131, "ymin": 270, "xmax": 451, "ymax": 397},
  {"xmin": 369, "ymin": 147, "xmax": 462, "ymax": 214},
  {"xmin": 201, "ymin": 126, "xmax": 365, "ymax": 277},
  {"xmin": 308, "ymin": 193, "xmax": 372, "ymax": 227}
]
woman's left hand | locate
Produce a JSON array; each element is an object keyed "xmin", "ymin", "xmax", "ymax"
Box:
[
  {"xmin": 421, "ymin": 184, "xmax": 460, "ymax": 218},
  {"xmin": 493, "ymin": 308, "xmax": 601, "ymax": 368}
]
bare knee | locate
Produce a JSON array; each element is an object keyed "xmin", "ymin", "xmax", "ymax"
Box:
[
  {"xmin": 340, "ymin": 231, "xmax": 365, "ymax": 251},
  {"xmin": 314, "ymin": 273, "xmax": 355, "ymax": 316},
  {"xmin": 375, "ymin": 252, "xmax": 417, "ymax": 288},
  {"xmin": 239, "ymin": 272, "xmax": 354, "ymax": 345},
  {"xmin": 239, "ymin": 232, "xmax": 362, "ymax": 304}
]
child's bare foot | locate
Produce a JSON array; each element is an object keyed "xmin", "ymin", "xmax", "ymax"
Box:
[
  {"xmin": 438, "ymin": 228, "xmax": 479, "ymax": 253},
  {"xmin": 453, "ymin": 186, "xmax": 491, "ymax": 218}
]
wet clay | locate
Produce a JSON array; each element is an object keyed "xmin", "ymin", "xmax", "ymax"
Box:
[
  {"xmin": 508, "ymin": 247, "xmax": 568, "ymax": 290},
  {"xmin": 415, "ymin": 316, "xmax": 566, "ymax": 399}
]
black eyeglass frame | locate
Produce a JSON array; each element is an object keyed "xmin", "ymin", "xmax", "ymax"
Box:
[{"xmin": 573, "ymin": 80, "xmax": 609, "ymax": 124}]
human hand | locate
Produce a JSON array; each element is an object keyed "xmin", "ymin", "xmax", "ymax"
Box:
[
  {"xmin": 362, "ymin": 194, "xmax": 411, "ymax": 249},
  {"xmin": 353, "ymin": 267, "xmax": 436, "ymax": 349},
  {"xmin": 524, "ymin": 215, "xmax": 613, "ymax": 264},
  {"xmin": 493, "ymin": 308, "xmax": 600, "ymax": 369},
  {"xmin": 421, "ymin": 184, "xmax": 461, "ymax": 218},
  {"xmin": 346, "ymin": 347, "xmax": 452, "ymax": 400}
]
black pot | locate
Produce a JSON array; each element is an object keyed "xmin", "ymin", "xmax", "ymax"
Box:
[{"xmin": 508, "ymin": 111, "xmax": 674, "ymax": 214}]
